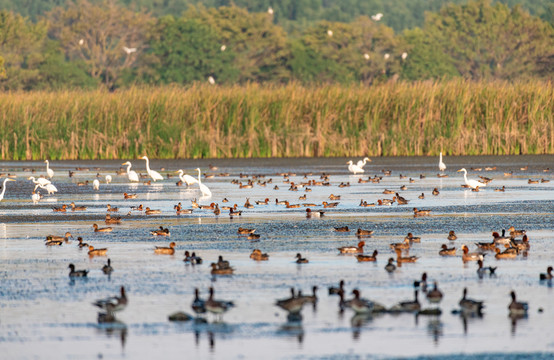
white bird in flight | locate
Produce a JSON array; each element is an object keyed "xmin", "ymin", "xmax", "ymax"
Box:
[
  {"xmin": 141, "ymin": 156, "xmax": 164, "ymax": 182},
  {"xmin": 44, "ymin": 160, "xmax": 54, "ymax": 179},
  {"xmin": 123, "ymin": 46, "xmax": 137, "ymax": 55},
  {"xmin": 176, "ymin": 170, "xmax": 198, "ymax": 186},
  {"xmin": 457, "ymin": 168, "xmax": 486, "ymax": 189},
  {"xmin": 195, "ymin": 168, "xmax": 212, "ymax": 197},
  {"xmin": 371, "ymin": 13, "xmax": 383, "ymax": 21},
  {"xmin": 122, "ymin": 161, "xmax": 139, "ymax": 182},
  {"xmin": 0, "ymin": 178, "xmax": 16, "ymax": 201},
  {"xmin": 439, "ymin": 152, "xmax": 446, "ymax": 172},
  {"xmin": 347, "ymin": 160, "xmax": 364, "ymax": 175}
]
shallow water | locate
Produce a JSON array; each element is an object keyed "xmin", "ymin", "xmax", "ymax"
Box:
[{"xmin": 0, "ymin": 156, "xmax": 553, "ymax": 359}]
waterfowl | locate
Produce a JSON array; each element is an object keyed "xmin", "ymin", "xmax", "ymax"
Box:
[
  {"xmin": 44, "ymin": 160, "xmax": 54, "ymax": 178},
  {"xmin": 244, "ymin": 198, "xmax": 254, "ymax": 208},
  {"xmin": 539, "ymin": 266, "xmax": 553, "ymax": 281},
  {"xmin": 359, "ymin": 200, "xmax": 375, "ymax": 207},
  {"xmin": 390, "ymin": 238, "xmax": 410, "ymax": 250},
  {"xmin": 275, "ymin": 199, "xmax": 287, "ymax": 205},
  {"xmin": 88, "ymin": 246, "xmax": 108, "ymax": 256},
  {"xmin": 395, "ymin": 193, "xmax": 409, "ymax": 205},
  {"xmin": 493, "ymin": 231, "xmax": 511, "ymax": 245},
  {"xmin": 541, "ymin": 178, "xmax": 550, "ymax": 183},
  {"xmin": 77, "ymin": 181, "xmax": 89, "ymax": 186},
  {"xmin": 400, "ymin": 185, "xmax": 408, "ymax": 191},
  {"xmin": 123, "ymin": 192, "xmax": 138, "ymax": 199},
  {"xmin": 151, "ymin": 226, "xmax": 170, "ymax": 236},
  {"xmin": 528, "ymin": 179, "xmax": 539, "ymax": 184},
  {"xmin": 328, "ymin": 280, "xmax": 345, "ymax": 295},
  {"xmin": 145, "ymin": 207, "xmax": 161, "ymax": 215},
  {"xmin": 457, "ymin": 168, "xmax": 487, "ymax": 189},
  {"xmin": 106, "ymin": 204, "xmax": 118, "ymax": 212},
  {"xmin": 154, "ymin": 241, "xmax": 176, "ymax": 255},
  {"xmin": 255, "ymin": 198, "xmax": 269, "ymax": 205},
  {"xmin": 31, "ymin": 190, "xmax": 41, "ymax": 204},
  {"xmin": 285, "ymin": 201, "xmax": 301, "ymax": 208},
  {"xmin": 448, "ymin": 230, "xmax": 457, "ymax": 240},
  {"xmin": 347, "ymin": 160, "xmax": 364, "ymax": 174},
  {"xmin": 299, "ymin": 286, "xmax": 318, "ymax": 305},
  {"xmin": 122, "ymin": 161, "xmax": 139, "ymax": 182},
  {"xmin": 343, "ymin": 289, "xmax": 374, "ymax": 314},
  {"xmin": 395, "ymin": 249, "xmax": 419, "ymax": 263},
  {"xmin": 438, "ymin": 152, "xmax": 446, "ymax": 171},
  {"xmin": 426, "ymin": 282, "xmax": 443, "ymax": 304},
  {"xmin": 195, "ymin": 168, "xmax": 212, "ymax": 197},
  {"xmin": 356, "ymin": 228, "xmax": 373, "ymax": 237},
  {"xmin": 210, "ymin": 262, "xmax": 234, "ymax": 275},
  {"xmin": 439, "ymin": 244, "xmax": 456, "ymax": 256},
  {"xmin": 322, "ymin": 201, "xmax": 339, "ymax": 208},
  {"xmin": 276, "ymin": 288, "xmax": 305, "ymax": 314},
  {"xmin": 334, "ymin": 226, "xmax": 349, "ymax": 232},
  {"xmin": 190, "ymin": 252, "xmax": 203, "ymax": 265},
  {"xmin": 46, "ymin": 232, "xmax": 73, "ymax": 242},
  {"xmin": 102, "ymin": 259, "xmax": 113, "ymax": 275},
  {"xmin": 77, "ymin": 237, "xmax": 88, "ymax": 248},
  {"xmin": 175, "ymin": 169, "xmax": 197, "ymax": 186},
  {"xmin": 328, "ymin": 194, "xmax": 341, "ymax": 200},
  {"xmin": 391, "ymin": 290, "xmax": 421, "ymax": 312},
  {"xmin": 188, "ymin": 288, "xmax": 207, "ymax": 316},
  {"xmin": 141, "ymin": 156, "xmax": 164, "ymax": 182},
  {"xmin": 413, "ymin": 208, "xmax": 431, "ymax": 216},
  {"xmin": 237, "ymin": 227, "xmax": 256, "ymax": 235},
  {"xmin": 461, "ymin": 245, "xmax": 485, "ymax": 262},
  {"xmin": 406, "ymin": 232, "xmax": 421, "ymax": 243},
  {"xmin": 306, "ymin": 208, "xmax": 325, "ymax": 218},
  {"xmin": 494, "ymin": 186, "xmax": 506, "ymax": 192},
  {"xmin": 508, "ymin": 226, "xmax": 526, "ymax": 237},
  {"xmin": 475, "ymin": 239, "xmax": 497, "ymax": 251},
  {"xmin": 432, "ymin": 188, "xmax": 440, "ymax": 196},
  {"xmin": 249, "ymin": 249, "xmax": 269, "ymax": 261},
  {"xmin": 508, "ymin": 291, "xmax": 528, "ymax": 316},
  {"xmin": 27, "ymin": 176, "xmax": 51, "ymax": 187},
  {"xmin": 45, "ymin": 239, "xmax": 63, "ymax": 246},
  {"xmin": 295, "ymin": 253, "xmax": 309, "ymax": 264},
  {"xmin": 477, "ymin": 260, "xmax": 497, "ymax": 278},
  {"xmin": 378, "ymin": 199, "xmax": 394, "ymax": 206},
  {"xmin": 68, "ymin": 263, "xmax": 88, "ymax": 277},
  {"xmin": 459, "ymin": 288, "xmax": 484, "ymax": 315},
  {"xmin": 93, "ymin": 224, "xmax": 113, "ymax": 233},
  {"xmin": 414, "ymin": 273, "xmax": 428, "ymax": 293},
  {"xmin": 494, "ymin": 247, "xmax": 517, "ymax": 259},
  {"xmin": 52, "ymin": 204, "xmax": 67, "ymax": 212},
  {"xmin": 383, "ymin": 189, "xmax": 395, "ymax": 195},
  {"xmin": 94, "ymin": 286, "xmax": 127, "ymax": 314},
  {"xmin": 338, "ymin": 241, "xmax": 365, "ymax": 254},
  {"xmin": 418, "ymin": 193, "xmax": 425, "ymax": 199},
  {"xmin": 384, "ymin": 258, "xmax": 397, "ymax": 272},
  {"xmin": 356, "ymin": 250, "xmax": 378, "ymax": 262},
  {"xmin": 510, "ymin": 235, "xmax": 530, "ymax": 251},
  {"xmin": 248, "ymin": 233, "xmax": 260, "ymax": 240},
  {"xmin": 105, "ymin": 214, "xmax": 122, "ymax": 224}
]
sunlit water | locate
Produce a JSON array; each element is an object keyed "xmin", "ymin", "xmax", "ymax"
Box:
[{"xmin": 0, "ymin": 156, "xmax": 553, "ymax": 359}]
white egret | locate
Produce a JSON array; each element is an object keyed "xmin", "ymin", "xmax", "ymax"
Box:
[
  {"xmin": 356, "ymin": 157, "xmax": 372, "ymax": 169},
  {"xmin": 0, "ymin": 178, "xmax": 16, "ymax": 201},
  {"xmin": 384, "ymin": 53, "xmax": 390, "ymax": 60},
  {"xmin": 44, "ymin": 160, "xmax": 54, "ymax": 178},
  {"xmin": 401, "ymin": 52, "xmax": 408, "ymax": 60},
  {"xmin": 371, "ymin": 13, "xmax": 383, "ymax": 21},
  {"xmin": 105, "ymin": 175, "xmax": 112, "ymax": 184},
  {"xmin": 93, "ymin": 179, "xmax": 100, "ymax": 190},
  {"xmin": 208, "ymin": 76, "xmax": 215, "ymax": 85},
  {"xmin": 439, "ymin": 152, "xmax": 446, "ymax": 172},
  {"xmin": 123, "ymin": 46, "xmax": 137, "ymax": 54},
  {"xmin": 457, "ymin": 168, "xmax": 487, "ymax": 189},
  {"xmin": 31, "ymin": 190, "xmax": 41, "ymax": 204},
  {"xmin": 35, "ymin": 183, "xmax": 58, "ymax": 195},
  {"xmin": 28, "ymin": 176, "xmax": 51, "ymax": 187},
  {"xmin": 122, "ymin": 161, "xmax": 139, "ymax": 182},
  {"xmin": 176, "ymin": 170, "xmax": 198, "ymax": 186},
  {"xmin": 221, "ymin": 45, "xmax": 226, "ymax": 52},
  {"xmin": 347, "ymin": 160, "xmax": 364, "ymax": 174},
  {"xmin": 141, "ymin": 156, "xmax": 164, "ymax": 182},
  {"xmin": 195, "ymin": 168, "xmax": 212, "ymax": 197}
]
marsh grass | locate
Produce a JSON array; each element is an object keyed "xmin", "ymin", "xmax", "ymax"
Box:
[{"xmin": 0, "ymin": 80, "xmax": 551, "ymax": 160}]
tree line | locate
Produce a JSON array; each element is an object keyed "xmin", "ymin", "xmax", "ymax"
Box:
[{"xmin": 0, "ymin": 0, "xmax": 552, "ymax": 91}]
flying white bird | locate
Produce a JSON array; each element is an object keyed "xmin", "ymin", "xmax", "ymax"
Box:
[
  {"xmin": 195, "ymin": 168, "xmax": 212, "ymax": 197},
  {"xmin": 122, "ymin": 161, "xmax": 139, "ymax": 182},
  {"xmin": 457, "ymin": 168, "xmax": 487, "ymax": 189},
  {"xmin": 0, "ymin": 178, "xmax": 16, "ymax": 201},
  {"xmin": 141, "ymin": 156, "xmax": 164, "ymax": 182},
  {"xmin": 371, "ymin": 13, "xmax": 383, "ymax": 21},
  {"xmin": 44, "ymin": 160, "xmax": 54, "ymax": 178},
  {"xmin": 123, "ymin": 46, "xmax": 137, "ymax": 55},
  {"xmin": 439, "ymin": 152, "xmax": 446, "ymax": 172}
]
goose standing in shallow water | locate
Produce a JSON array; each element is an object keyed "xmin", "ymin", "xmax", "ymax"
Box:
[{"xmin": 141, "ymin": 156, "xmax": 164, "ymax": 181}]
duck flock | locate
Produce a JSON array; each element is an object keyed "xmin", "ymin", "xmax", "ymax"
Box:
[{"xmin": 1, "ymin": 154, "xmax": 553, "ymax": 356}]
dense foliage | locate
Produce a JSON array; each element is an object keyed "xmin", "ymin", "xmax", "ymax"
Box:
[{"xmin": 0, "ymin": 0, "xmax": 551, "ymax": 90}]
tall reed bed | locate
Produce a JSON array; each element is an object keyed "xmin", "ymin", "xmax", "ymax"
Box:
[{"xmin": 0, "ymin": 80, "xmax": 551, "ymax": 160}]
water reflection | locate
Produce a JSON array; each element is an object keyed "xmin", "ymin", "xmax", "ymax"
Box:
[
  {"xmin": 96, "ymin": 322, "xmax": 127, "ymax": 351},
  {"xmin": 426, "ymin": 316, "xmax": 443, "ymax": 345},
  {"xmin": 350, "ymin": 313, "xmax": 373, "ymax": 341},
  {"xmin": 509, "ymin": 313, "xmax": 527, "ymax": 336},
  {"xmin": 459, "ymin": 313, "xmax": 484, "ymax": 335},
  {"xmin": 278, "ymin": 320, "xmax": 304, "ymax": 344}
]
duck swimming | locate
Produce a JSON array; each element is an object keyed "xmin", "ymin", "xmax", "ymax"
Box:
[
  {"xmin": 338, "ymin": 241, "xmax": 365, "ymax": 254},
  {"xmin": 154, "ymin": 241, "xmax": 176, "ymax": 255},
  {"xmin": 356, "ymin": 250, "xmax": 378, "ymax": 262}
]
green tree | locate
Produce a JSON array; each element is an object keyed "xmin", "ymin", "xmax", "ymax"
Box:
[
  {"xmin": 423, "ymin": 0, "xmax": 554, "ymax": 80},
  {"xmin": 48, "ymin": 0, "xmax": 152, "ymax": 89}
]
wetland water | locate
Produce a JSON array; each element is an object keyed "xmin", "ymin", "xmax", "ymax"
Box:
[{"xmin": 0, "ymin": 155, "xmax": 553, "ymax": 359}]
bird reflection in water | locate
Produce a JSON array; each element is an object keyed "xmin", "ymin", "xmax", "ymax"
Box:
[
  {"xmin": 278, "ymin": 319, "xmax": 304, "ymax": 344},
  {"xmin": 509, "ymin": 313, "xmax": 527, "ymax": 336},
  {"xmin": 350, "ymin": 313, "xmax": 373, "ymax": 341},
  {"xmin": 459, "ymin": 312, "xmax": 483, "ymax": 335},
  {"xmin": 426, "ymin": 316, "xmax": 443, "ymax": 345},
  {"xmin": 96, "ymin": 324, "xmax": 127, "ymax": 351}
]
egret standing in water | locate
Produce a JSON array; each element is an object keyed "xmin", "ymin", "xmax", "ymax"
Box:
[
  {"xmin": 356, "ymin": 157, "xmax": 371, "ymax": 169},
  {"xmin": 347, "ymin": 160, "xmax": 364, "ymax": 175},
  {"xmin": 31, "ymin": 190, "xmax": 41, "ymax": 204},
  {"xmin": 93, "ymin": 179, "xmax": 100, "ymax": 190},
  {"xmin": 35, "ymin": 183, "xmax": 58, "ymax": 195},
  {"xmin": 176, "ymin": 170, "xmax": 198, "ymax": 186},
  {"xmin": 457, "ymin": 168, "xmax": 486, "ymax": 189},
  {"xmin": 105, "ymin": 175, "xmax": 112, "ymax": 184},
  {"xmin": 195, "ymin": 168, "xmax": 212, "ymax": 197},
  {"xmin": 44, "ymin": 160, "xmax": 54, "ymax": 178},
  {"xmin": 28, "ymin": 176, "xmax": 51, "ymax": 187},
  {"xmin": 141, "ymin": 156, "xmax": 164, "ymax": 182},
  {"xmin": 439, "ymin": 152, "xmax": 446, "ymax": 172},
  {"xmin": 0, "ymin": 178, "xmax": 16, "ymax": 201},
  {"xmin": 122, "ymin": 161, "xmax": 139, "ymax": 182}
]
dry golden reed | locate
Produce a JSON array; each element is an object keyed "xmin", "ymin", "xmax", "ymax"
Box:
[{"xmin": 0, "ymin": 80, "xmax": 551, "ymax": 160}]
